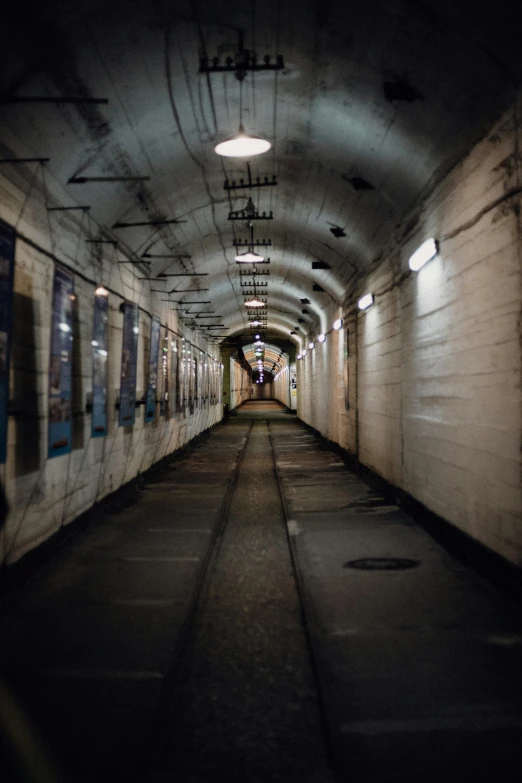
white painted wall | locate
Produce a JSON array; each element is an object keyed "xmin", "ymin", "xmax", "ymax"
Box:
[
  {"xmin": 0, "ymin": 155, "xmax": 222, "ymax": 566},
  {"xmin": 229, "ymin": 356, "xmax": 251, "ymax": 410},
  {"xmin": 297, "ymin": 97, "xmax": 522, "ymax": 566}
]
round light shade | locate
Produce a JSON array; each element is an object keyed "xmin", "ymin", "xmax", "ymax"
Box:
[
  {"xmin": 95, "ymin": 285, "xmax": 109, "ymax": 297},
  {"xmin": 308, "ymin": 342, "xmax": 315, "ymax": 350},
  {"xmin": 333, "ymin": 318, "xmax": 343, "ymax": 330},
  {"xmin": 235, "ymin": 250, "xmax": 265, "ymax": 263},
  {"xmin": 318, "ymin": 333, "xmax": 326, "ymax": 343},
  {"xmin": 244, "ymin": 298, "xmax": 265, "ymax": 308},
  {"xmin": 215, "ymin": 128, "xmax": 271, "ymax": 158}
]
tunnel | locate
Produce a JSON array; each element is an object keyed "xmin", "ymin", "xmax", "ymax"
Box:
[{"xmin": 0, "ymin": 1, "xmax": 521, "ymax": 780}]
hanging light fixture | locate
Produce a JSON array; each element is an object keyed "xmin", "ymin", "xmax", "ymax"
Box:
[
  {"xmin": 244, "ymin": 298, "xmax": 265, "ymax": 308},
  {"xmin": 235, "ymin": 222, "xmax": 265, "ymax": 262},
  {"xmin": 235, "ymin": 249, "xmax": 265, "ymax": 263},
  {"xmin": 215, "ymin": 124, "xmax": 271, "ymax": 158}
]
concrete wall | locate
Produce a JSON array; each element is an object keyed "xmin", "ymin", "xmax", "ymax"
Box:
[
  {"xmin": 273, "ymin": 364, "xmax": 297, "ymax": 409},
  {"xmin": 0, "ymin": 160, "xmax": 222, "ymax": 567},
  {"xmin": 229, "ymin": 356, "xmax": 251, "ymax": 410},
  {"xmin": 252, "ymin": 381, "xmax": 273, "ymax": 400},
  {"xmin": 297, "ymin": 97, "xmax": 522, "ymax": 566}
]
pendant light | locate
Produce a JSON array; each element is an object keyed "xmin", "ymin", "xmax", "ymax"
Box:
[
  {"xmin": 244, "ymin": 298, "xmax": 265, "ymax": 308},
  {"xmin": 236, "ymin": 249, "xmax": 265, "ymax": 263},
  {"xmin": 215, "ymin": 123, "xmax": 271, "ymax": 158},
  {"xmin": 235, "ymin": 222, "xmax": 265, "ymax": 263}
]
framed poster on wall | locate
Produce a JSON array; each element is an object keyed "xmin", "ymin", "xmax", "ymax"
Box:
[
  {"xmin": 48, "ymin": 265, "xmax": 74, "ymax": 457},
  {"xmin": 91, "ymin": 287, "xmax": 109, "ymax": 437},
  {"xmin": 344, "ymin": 328, "xmax": 350, "ymax": 411},
  {"xmin": 179, "ymin": 339, "xmax": 185, "ymax": 415},
  {"xmin": 0, "ymin": 219, "xmax": 15, "ymax": 464},
  {"xmin": 158, "ymin": 330, "xmax": 168, "ymax": 417},
  {"xmin": 118, "ymin": 301, "xmax": 138, "ymax": 426},
  {"xmin": 188, "ymin": 346, "xmax": 195, "ymax": 416},
  {"xmin": 145, "ymin": 315, "xmax": 160, "ymax": 423},
  {"xmin": 170, "ymin": 336, "xmax": 179, "ymax": 417}
]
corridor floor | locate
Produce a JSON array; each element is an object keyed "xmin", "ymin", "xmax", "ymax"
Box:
[{"xmin": 1, "ymin": 401, "xmax": 521, "ymax": 782}]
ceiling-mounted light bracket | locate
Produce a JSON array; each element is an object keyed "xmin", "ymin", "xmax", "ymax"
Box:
[{"xmin": 229, "ymin": 197, "xmax": 273, "ymax": 221}]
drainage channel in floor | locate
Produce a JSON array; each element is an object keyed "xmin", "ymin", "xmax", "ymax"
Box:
[{"xmin": 150, "ymin": 420, "xmax": 336, "ymax": 783}]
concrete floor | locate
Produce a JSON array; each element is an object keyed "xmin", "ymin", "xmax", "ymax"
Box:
[{"xmin": 1, "ymin": 401, "xmax": 521, "ymax": 782}]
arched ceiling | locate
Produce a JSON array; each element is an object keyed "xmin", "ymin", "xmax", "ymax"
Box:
[
  {"xmin": 1, "ymin": 0, "xmax": 519, "ymax": 349},
  {"xmin": 243, "ymin": 341, "xmax": 289, "ymax": 379}
]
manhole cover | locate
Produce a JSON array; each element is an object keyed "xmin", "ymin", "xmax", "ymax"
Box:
[{"xmin": 343, "ymin": 557, "xmax": 420, "ymax": 571}]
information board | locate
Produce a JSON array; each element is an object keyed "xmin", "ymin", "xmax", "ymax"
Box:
[
  {"xmin": 0, "ymin": 220, "xmax": 15, "ymax": 464},
  {"xmin": 48, "ymin": 266, "xmax": 74, "ymax": 458},
  {"xmin": 91, "ymin": 289, "xmax": 109, "ymax": 437},
  {"xmin": 118, "ymin": 302, "xmax": 138, "ymax": 426},
  {"xmin": 145, "ymin": 316, "xmax": 160, "ymax": 423}
]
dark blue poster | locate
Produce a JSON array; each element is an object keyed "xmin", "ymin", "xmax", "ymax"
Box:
[
  {"xmin": 145, "ymin": 316, "xmax": 160, "ymax": 422},
  {"xmin": 159, "ymin": 329, "xmax": 170, "ymax": 417},
  {"xmin": 91, "ymin": 288, "xmax": 109, "ymax": 437},
  {"xmin": 170, "ymin": 335, "xmax": 179, "ymax": 417},
  {"xmin": 0, "ymin": 220, "xmax": 15, "ymax": 464},
  {"xmin": 48, "ymin": 266, "xmax": 74, "ymax": 458},
  {"xmin": 119, "ymin": 302, "xmax": 138, "ymax": 426}
]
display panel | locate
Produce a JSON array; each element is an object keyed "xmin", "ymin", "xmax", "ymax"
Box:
[
  {"xmin": 91, "ymin": 289, "xmax": 109, "ymax": 437},
  {"xmin": 188, "ymin": 345, "xmax": 195, "ymax": 416},
  {"xmin": 179, "ymin": 338, "xmax": 185, "ymax": 414},
  {"xmin": 344, "ymin": 328, "xmax": 350, "ymax": 411},
  {"xmin": 118, "ymin": 301, "xmax": 138, "ymax": 426},
  {"xmin": 159, "ymin": 329, "xmax": 169, "ymax": 417},
  {"xmin": 0, "ymin": 220, "xmax": 15, "ymax": 463},
  {"xmin": 145, "ymin": 316, "xmax": 160, "ymax": 423},
  {"xmin": 48, "ymin": 266, "xmax": 74, "ymax": 457},
  {"xmin": 170, "ymin": 336, "xmax": 179, "ymax": 417}
]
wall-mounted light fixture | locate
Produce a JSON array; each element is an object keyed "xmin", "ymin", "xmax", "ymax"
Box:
[
  {"xmin": 408, "ymin": 238, "xmax": 438, "ymax": 271},
  {"xmin": 318, "ymin": 333, "xmax": 326, "ymax": 343},
  {"xmin": 333, "ymin": 318, "xmax": 343, "ymax": 330},
  {"xmin": 95, "ymin": 285, "xmax": 109, "ymax": 296},
  {"xmin": 358, "ymin": 293, "xmax": 374, "ymax": 310},
  {"xmin": 308, "ymin": 341, "xmax": 315, "ymax": 350}
]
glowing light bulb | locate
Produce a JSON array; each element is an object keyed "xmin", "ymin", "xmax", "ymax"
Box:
[
  {"xmin": 318, "ymin": 333, "xmax": 326, "ymax": 343},
  {"xmin": 333, "ymin": 318, "xmax": 342, "ymax": 330}
]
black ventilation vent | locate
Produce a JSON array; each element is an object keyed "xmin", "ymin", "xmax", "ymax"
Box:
[
  {"xmin": 300, "ymin": 298, "xmax": 311, "ymax": 304},
  {"xmin": 346, "ymin": 175, "xmax": 374, "ymax": 191},
  {"xmin": 313, "ymin": 283, "xmax": 325, "ymax": 292},
  {"xmin": 383, "ymin": 80, "xmax": 423, "ymax": 102},
  {"xmin": 329, "ymin": 225, "xmax": 346, "ymax": 238},
  {"xmin": 312, "ymin": 260, "xmax": 331, "ymax": 270}
]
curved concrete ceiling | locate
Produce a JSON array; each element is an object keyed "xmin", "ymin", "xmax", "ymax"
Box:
[{"xmin": 2, "ymin": 0, "xmax": 519, "ymax": 347}]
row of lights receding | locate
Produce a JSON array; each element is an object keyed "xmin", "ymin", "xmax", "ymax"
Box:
[
  {"xmin": 298, "ymin": 238, "xmax": 438, "ymax": 359},
  {"xmin": 297, "ymin": 318, "xmax": 342, "ymax": 359}
]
